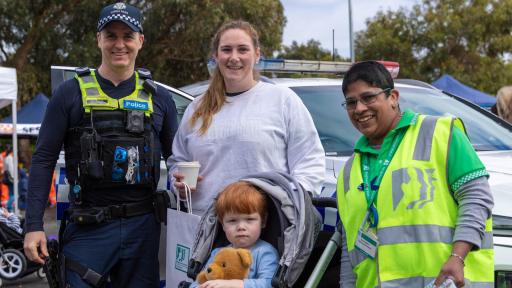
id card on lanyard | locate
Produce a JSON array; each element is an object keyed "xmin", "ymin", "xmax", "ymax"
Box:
[{"xmin": 354, "ymin": 127, "xmax": 407, "ymax": 259}]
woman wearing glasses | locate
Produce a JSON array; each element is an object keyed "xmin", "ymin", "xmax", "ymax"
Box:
[{"xmin": 337, "ymin": 61, "xmax": 494, "ymax": 288}]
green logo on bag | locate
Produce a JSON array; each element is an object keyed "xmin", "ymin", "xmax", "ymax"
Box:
[{"xmin": 175, "ymin": 244, "xmax": 190, "ymax": 272}]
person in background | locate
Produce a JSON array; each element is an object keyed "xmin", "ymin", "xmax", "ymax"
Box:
[
  {"xmin": 337, "ymin": 61, "xmax": 494, "ymax": 288},
  {"xmin": 167, "ymin": 20, "xmax": 325, "ymax": 216},
  {"xmin": 17, "ymin": 167, "xmax": 28, "ymax": 212},
  {"xmin": 0, "ymin": 207, "xmax": 22, "ymax": 234},
  {"xmin": 3, "ymin": 146, "xmax": 15, "ymax": 212},
  {"xmin": 23, "ymin": 2, "xmax": 178, "ymax": 287},
  {"xmin": 496, "ymin": 86, "xmax": 512, "ymax": 123}
]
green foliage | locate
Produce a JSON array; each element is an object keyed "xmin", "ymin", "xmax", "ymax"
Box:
[
  {"xmin": 278, "ymin": 39, "xmax": 341, "ymax": 61},
  {"xmin": 355, "ymin": 0, "xmax": 512, "ymax": 95},
  {"xmin": 275, "ymin": 39, "xmax": 349, "ymax": 78},
  {"xmin": 0, "ymin": 0, "xmax": 285, "ymax": 117}
]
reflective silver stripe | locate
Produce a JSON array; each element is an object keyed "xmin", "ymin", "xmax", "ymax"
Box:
[
  {"xmin": 81, "ymin": 75, "xmax": 95, "ymax": 84},
  {"xmin": 138, "ymin": 89, "xmax": 149, "ymax": 100},
  {"xmin": 468, "ymin": 282, "xmax": 494, "ymax": 288},
  {"xmin": 381, "ymin": 276, "xmax": 434, "ymax": 287},
  {"xmin": 87, "ymin": 100, "xmax": 108, "ymax": 105},
  {"xmin": 378, "ymin": 225, "xmax": 453, "ymax": 245},
  {"xmin": 85, "ymin": 87, "xmax": 100, "ymax": 97},
  {"xmin": 413, "ymin": 116, "xmax": 439, "ymax": 161},
  {"xmin": 381, "ymin": 277, "xmax": 491, "ymax": 288},
  {"xmin": 481, "ymin": 231, "xmax": 493, "ymax": 249},
  {"xmin": 377, "ymin": 225, "xmax": 494, "ymax": 249},
  {"xmin": 348, "ymin": 249, "xmax": 367, "ymax": 267},
  {"xmin": 343, "ymin": 155, "xmax": 354, "ymax": 193}
]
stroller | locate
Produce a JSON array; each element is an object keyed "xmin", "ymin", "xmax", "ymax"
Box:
[
  {"xmin": 0, "ymin": 221, "xmax": 46, "ymax": 281},
  {"xmin": 179, "ymin": 171, "xmax": 340, "ymax": 288}
]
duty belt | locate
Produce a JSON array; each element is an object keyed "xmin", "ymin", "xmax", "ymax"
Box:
[{"xmin": 69, "ymin": 200, "xmax": 154, "ymax": 225}]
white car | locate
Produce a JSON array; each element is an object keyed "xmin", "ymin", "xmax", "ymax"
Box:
[{"xmin": 181, "ymin": 75, "xmax": 512, "ymax": 285}]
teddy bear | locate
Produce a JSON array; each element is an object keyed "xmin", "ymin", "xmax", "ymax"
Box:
[{"xmin": 196, "ymin": 247, "xmax": 253, "ymax": 284}]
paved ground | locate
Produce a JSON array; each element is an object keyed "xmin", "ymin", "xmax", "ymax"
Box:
[{"xmin": 2, "ymin": 206, "xmax": 56, "ymax": 287}]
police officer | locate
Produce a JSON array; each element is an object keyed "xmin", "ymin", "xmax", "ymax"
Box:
[{"xmin": 24, "ymin": 3, "xmax": 178, "ymax": 287}]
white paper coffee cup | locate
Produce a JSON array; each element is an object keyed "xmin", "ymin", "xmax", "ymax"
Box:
[{"xmin": 176, "ymin": 161, "xmax": 201, "ymax": 189}]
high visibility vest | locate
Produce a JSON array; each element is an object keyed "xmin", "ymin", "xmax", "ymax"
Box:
[
  {"xmin": 337, "ymin": 115, "xmax": 494, "ymax": 288},
  {"xmin": 75, "ymin": 69, "xmax": 154, "ymax": 117}
]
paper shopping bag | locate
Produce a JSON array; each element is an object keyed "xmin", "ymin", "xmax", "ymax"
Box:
[{"xmin": 166, "ymin": 185, "xmax": 200, "ymax": 287}]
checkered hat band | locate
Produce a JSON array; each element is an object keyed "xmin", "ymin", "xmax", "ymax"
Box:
[{"xmin": 97, "ymin": 14, "xmax": 141, "ymax": 30}]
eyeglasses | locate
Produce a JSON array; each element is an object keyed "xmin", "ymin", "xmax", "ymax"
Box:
[{"xmin": 342, "ymin": 88, "xmax": 391, "ymax": 110}]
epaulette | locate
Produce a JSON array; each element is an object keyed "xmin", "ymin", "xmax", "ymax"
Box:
[
  {"xmin": 137, "ymin": 68, "xmax": 152, "ymax": 80},
  {"xmin": 75, "ymin": 67, "xmax": 91, "ymax": 77},
  {"xmin": 143, "ymin": 79, "xmax": 157, "ymax": 95}
]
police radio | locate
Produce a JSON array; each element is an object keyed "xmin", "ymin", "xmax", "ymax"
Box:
[{"xmin": 80, "ymin": 129, "xmax": 103, "ymax": 180}]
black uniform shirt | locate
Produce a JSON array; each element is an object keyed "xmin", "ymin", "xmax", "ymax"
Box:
[{"xmin": 25, "ymin": 71, "xmax": 178, "ymax": 232}]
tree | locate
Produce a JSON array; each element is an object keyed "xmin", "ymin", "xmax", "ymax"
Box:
[
  {"xmin": 275, "ymin": 39, "xmax": 349, "ymax": 78},
  {"xmin": 0, "ymin": 0, "xmax": 285, "ymax": 109},
  {"xmin": 278, "ymin": 39, "xmax": 343, "ymax": 61},
  {"xmin": 0, "ymin": 0, "xmax": 285, "ymax": 167},
  {"xmin": 355, "ymin": 0, "xmax": 512, "ymax": 94}
]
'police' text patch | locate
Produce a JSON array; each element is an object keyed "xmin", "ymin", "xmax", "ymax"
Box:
[{"xmin": 123, "ymin": 100, "xmax": 148, "ymax": 111}]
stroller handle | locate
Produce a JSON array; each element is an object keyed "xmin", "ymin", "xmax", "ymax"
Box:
[{"xmin": 312, "ymin": 197, "xmax": 337, "ymax": 209}]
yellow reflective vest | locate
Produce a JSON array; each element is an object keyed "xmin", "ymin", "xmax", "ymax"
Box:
[
  {"xmin": 337, "ymin": 115, "xmax": 494, "ymax": 287},
  {"xmin": 75, "ymin": 69, "xmax": 153, "ymax": 116}
]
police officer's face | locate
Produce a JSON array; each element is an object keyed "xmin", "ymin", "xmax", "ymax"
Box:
[
  {"xmin": 345, "ymin": 80, "xmax": 400, "ymax": 145},
  {"xmin": 97, "ymin": 21, "xmax": 144, "ymax": 71}
]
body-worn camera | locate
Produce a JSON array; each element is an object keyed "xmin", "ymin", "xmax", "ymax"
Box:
[{"xmin": 126, "ymin": 110, "xmax": 144, "ymax": 133}]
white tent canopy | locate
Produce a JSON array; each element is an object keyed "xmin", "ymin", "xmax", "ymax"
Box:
[
  {"xmin": 0, "ymin": 67, "xmax": 17, "ymax": 108},
  {"xmin": 0, "ymin": 67, "xmax": 19, "ymax": 214}
]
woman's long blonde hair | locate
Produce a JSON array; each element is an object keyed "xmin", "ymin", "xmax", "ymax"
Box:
[
  {"xmin": 496, "ymin": 86, "xmax": 512, "ymax": 124},
  {"xmin": 189, "ymin": 20, "xmax": 260, "ymax": 135}
]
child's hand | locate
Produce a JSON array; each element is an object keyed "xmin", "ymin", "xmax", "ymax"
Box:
[{"xmin": 199, "ymin": 279, "xmax": 244, "ymax": 288}]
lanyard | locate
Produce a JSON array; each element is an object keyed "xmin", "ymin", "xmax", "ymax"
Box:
[{"xmin": 360, "ymin": 128, "xmax": 407, "ymax": 227}]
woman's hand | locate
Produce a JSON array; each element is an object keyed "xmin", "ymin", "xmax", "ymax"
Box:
[
  {"xmin": 433, "ymin": 256, "xmax": 464, "ymax": 287},
  {"xmin": 434, "ymin": 241, "xmax": 471, "ymax": 288},
  {"xmin": 172, "ymin": 172, "xmax": 202, "ymax": 198}
]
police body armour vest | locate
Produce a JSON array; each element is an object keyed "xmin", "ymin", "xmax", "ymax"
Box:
[
  {"xmin": 65, "ymin": 68, "xmax": 157, "ymax": 200},
  {"xmin": 337, "ymin": 115, "xmax": 494, "ymax": 288}
]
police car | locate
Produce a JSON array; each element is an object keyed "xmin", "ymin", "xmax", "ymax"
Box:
[{"xmin": 180, "ymin": 59, "xmax": 512, "ymax": 285}]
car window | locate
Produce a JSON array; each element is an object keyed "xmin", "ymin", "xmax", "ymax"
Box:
[
  {"xmin": 291, "ymin": 85, "xmax": 360, "ymax": 156},
  {"xmin": 290, "ymin": 85, "xmax": 512, "ymax": 155},
  {"xmin": 169, "ymin": 91, "xmax": 191, "ymax": 123},
  {"xmin": 399, "ymin": 86, "xmax": 512, "ymax": 151}
]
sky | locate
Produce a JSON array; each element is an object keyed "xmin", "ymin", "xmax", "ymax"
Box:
[{"xmin": 281, "ymin": 0, "xmax": 420, "ymax": 58}]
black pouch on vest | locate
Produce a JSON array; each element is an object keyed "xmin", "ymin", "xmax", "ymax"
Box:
[{"xmin": 153, "ymin": 190, "xmax": 171, "ymax": 225}]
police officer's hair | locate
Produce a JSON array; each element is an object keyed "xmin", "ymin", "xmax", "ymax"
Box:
[{"xmin": 341, "ymin": 61, "xmax": 394, "ymax": 95}]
